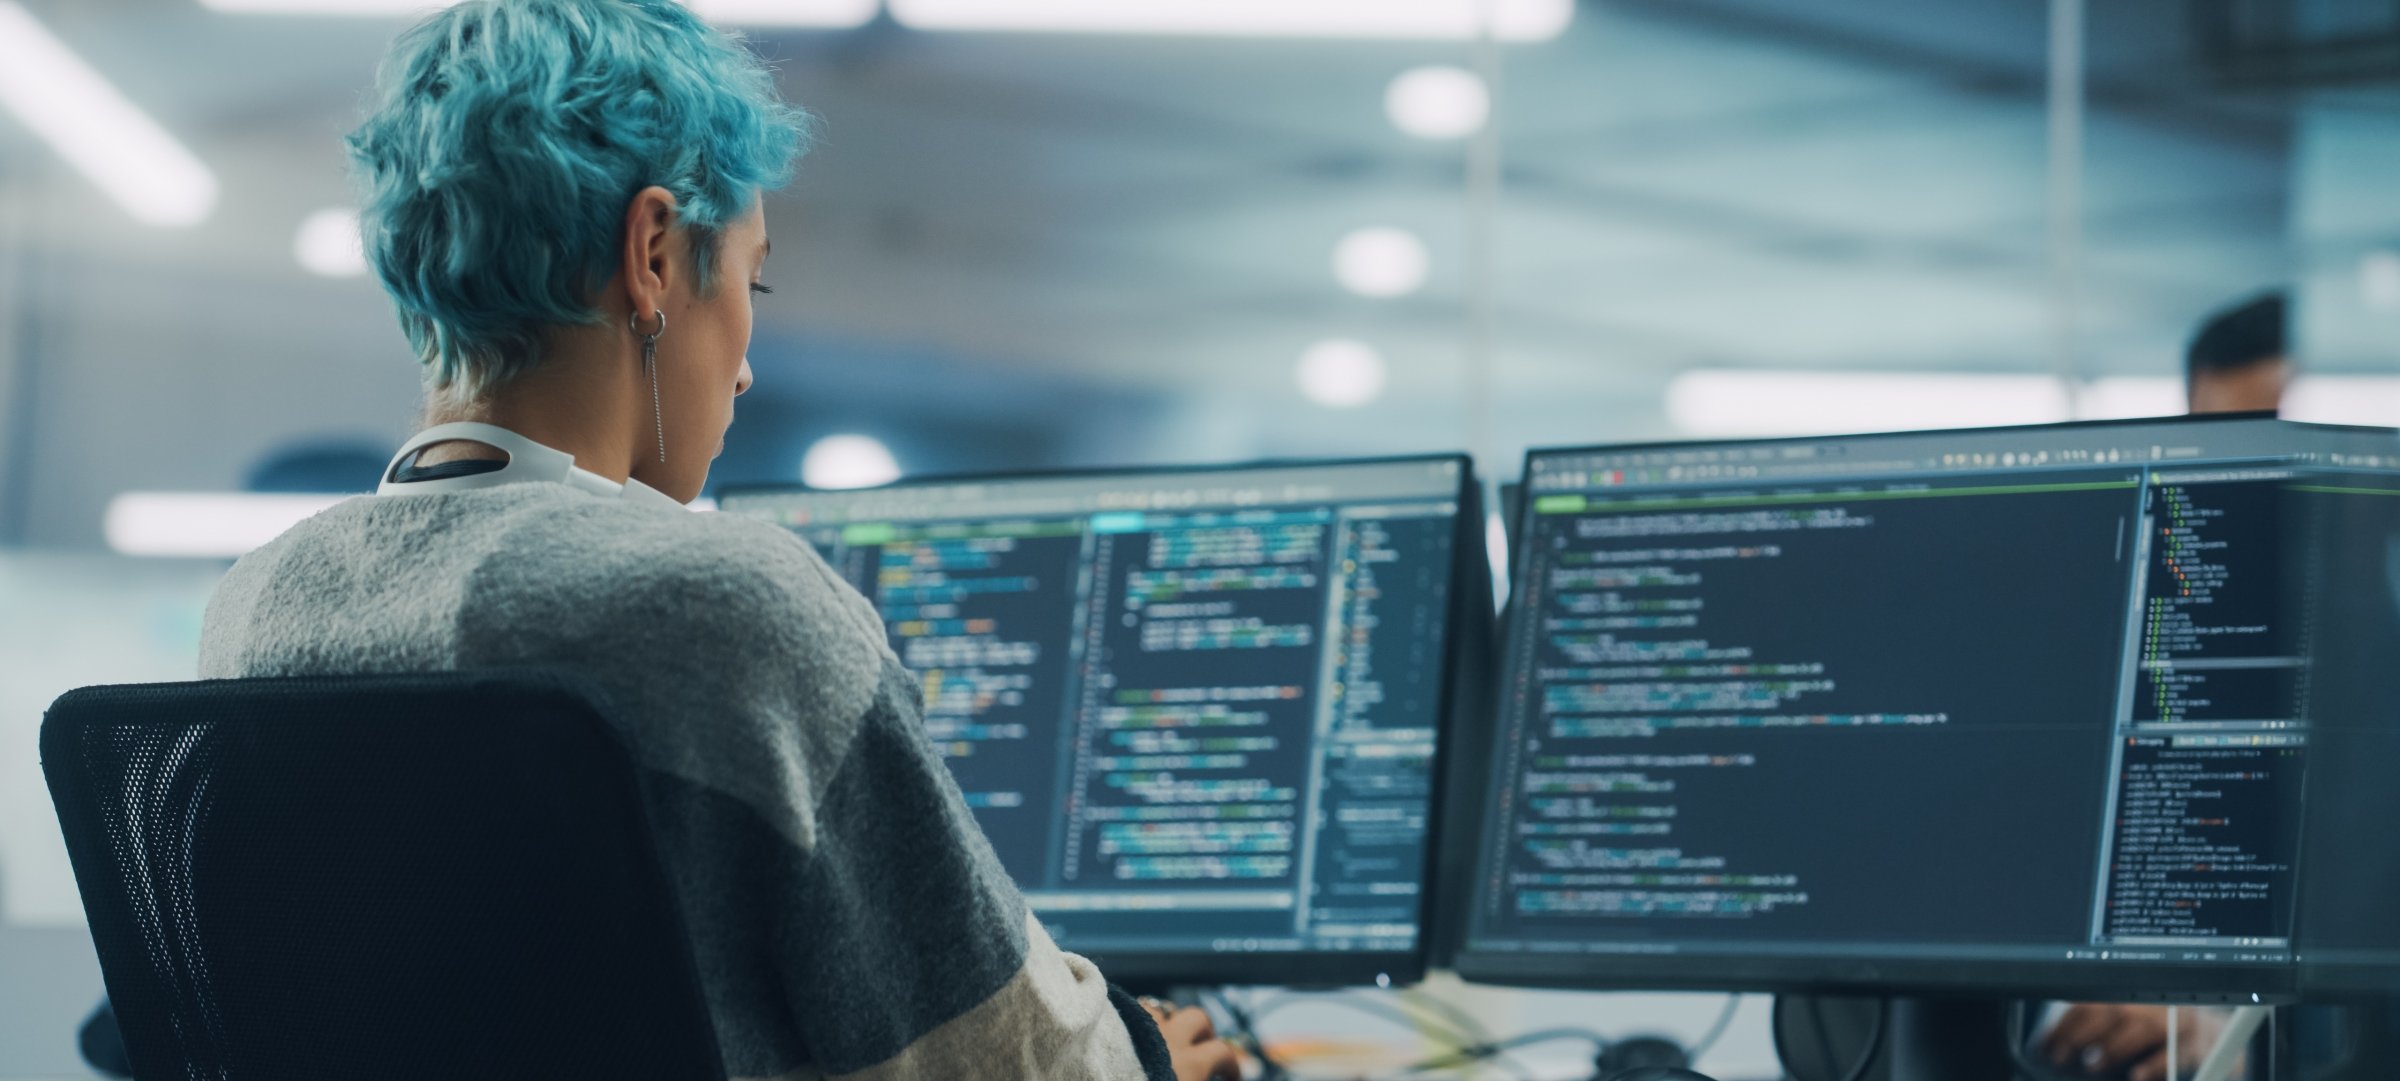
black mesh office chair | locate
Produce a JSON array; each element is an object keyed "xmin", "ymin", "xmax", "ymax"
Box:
[{"xmin": 39, "ymin": 671, "xmax": 725, "ymax": 1081}]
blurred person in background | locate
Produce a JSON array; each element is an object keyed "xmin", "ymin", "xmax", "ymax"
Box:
[
  {"xmin": 79, "ymin": 3, "xmax": 1240, "ymax": 1080},
  {"xmin": 2040, "ymin": 289, "xmax": 2288, "ymax": 1081},
  {"xmin": 2041, "ymin": 1004, "xmax": 2238, "ymax": 1081},
  {"xmin": 2184, "ymin": 292, "xmax": 2290, "ymax": 415}
]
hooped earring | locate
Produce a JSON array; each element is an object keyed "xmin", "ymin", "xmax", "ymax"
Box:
[{"xmin": 632, "ymin": 308, "xmax": 667, "ymax": 464}]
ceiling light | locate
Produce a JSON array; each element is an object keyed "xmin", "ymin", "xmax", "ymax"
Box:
[
  {"xmin": 2074, "ymin": 377, "xmax": 2183, "ymax": 421},
  {"xmin": 1385, "ymin": 66, "xmax": 1489, "ymax": 141},
  {"xmin": 689, "ymin": 0, "xmax": 878, "ymax": 23},
  {"xmin": 105, "ymin": 493, "xmax": 350, "ymax": 558},
  {"xmin": 0, "ymin": 2, "xmax": 217, "ymax": 227},
  {"xmin": 294, "ymin": 208, "xmax": 368, "ymax": 278},
  {"xmin": 1296, "ymin": 340, "xmax": 1388, "ymax": 409},
  {"xmin": 1665, "ymin": 370, "xmax": 2074, "ymax": 438},
  {"xmin": 2361, "ymin": 251, "xmax": 2400, "ymax": 311},
  {"xmin": 1333, "ymin": 227, "xmax": 1430, "ymax": 299},
  {"xmin": 889, "ymin": 0, "xmax": 1571, "ymax": 40},
  {"xmin": 195, "ymin": 0, "xmax": 880, "ymax": 26},
  {"xmin": 2286, "ymin": 376, "xmax": 2400, "ymax": 427},
  {"xmin": 802, "ymin": 435, "xmax": 902, "ymax": 490},
  {"xmin": 195, "ymin": 0, "xmax": 452, "ymax": 11}
]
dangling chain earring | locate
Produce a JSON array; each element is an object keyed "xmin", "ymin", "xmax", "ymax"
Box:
[{"xmin": 632, "ymin": 309, "xmax": 667, "ymax": 464}]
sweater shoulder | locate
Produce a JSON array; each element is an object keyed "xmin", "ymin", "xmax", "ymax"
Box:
[{"xmin": 464, "ymin": 495, "xmax": 896, "ymax": 689}]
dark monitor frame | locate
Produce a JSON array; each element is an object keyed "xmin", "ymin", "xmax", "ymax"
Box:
[
  {"xmin": 1452, "ymin": 414, "xmax": 2368, "ymax": 1004},
  {"xmin": 2285, "ymin": 431, "xmax": 2400, "ymax": 1000},
  {"xmin": 723, "ymin": 454, "xmax": 1492, "ymax": 990}
]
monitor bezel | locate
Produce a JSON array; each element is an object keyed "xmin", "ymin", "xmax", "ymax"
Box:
[
  {"xmin": 1452, "ymin": 414, "xmax": 2368, "ymax": 1003},
  {"xmin": 723, "ymin": 453, "xmax": 1485, "ymax": 990}
]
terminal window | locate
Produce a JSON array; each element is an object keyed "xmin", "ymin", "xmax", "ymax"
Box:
[
  {"xmin": 1470, "ymin": 422, "xmax": 2394, "ymax": 974},
  {"xmin": 726, "ymin": 461, "xmax": 1463, "ymax": 958}
]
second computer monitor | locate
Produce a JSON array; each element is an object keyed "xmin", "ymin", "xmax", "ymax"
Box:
[
  {"xmin": 1458, "ymin": 416, "xmax": 2400, "ymax": 1001},
  {"xmin": 723, "ymin": 456, "xmax": 1481, "ymax": 987}
]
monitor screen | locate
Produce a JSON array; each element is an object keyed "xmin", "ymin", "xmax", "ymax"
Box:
[
  {"xmin": 2290, "ymin": 438, "xmax": 2400, "ymax": 996},
  {"xmin": 722, "ymin": 457, "xmax": 1480, "ymax": 985},
  {"xmin": 1458, "ymin": 416, "xmax": 2400, "ymax": 999}
]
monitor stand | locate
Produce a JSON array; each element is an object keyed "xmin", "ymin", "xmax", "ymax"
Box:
[
  {"xmin": 1882, "ymin": 998, "xmax": 2016, "ymax": 1081},
  {"xmin": 1779, "ymin": 995, "xmax": 2016, "ymax": 1081}
]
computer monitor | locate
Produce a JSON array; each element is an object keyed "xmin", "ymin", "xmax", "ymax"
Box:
[
  {"xmin": 2290, "ymin": 435, "xmax": 2400, "ymax": 998},
  {"xmin": 721, "ymin": 456, "xmax": 1488, "ymax": 987},
  {"xmin": 1455, "ymin": 416, "xmax": 2400, "ymax": 1001}
]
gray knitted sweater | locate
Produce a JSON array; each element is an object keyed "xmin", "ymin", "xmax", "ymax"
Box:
[{"xmin": 198, "ymin": 482, "xmax": 1174, "ymax": 1081}]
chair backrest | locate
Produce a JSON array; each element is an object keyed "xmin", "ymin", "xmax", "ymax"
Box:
[{"xmin": 40, "ymin": 671, "xmax": 726, "ymax": 1081}]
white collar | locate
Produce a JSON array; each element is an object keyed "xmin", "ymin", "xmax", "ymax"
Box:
[{"xmin": 377, "ymin": 422, "xmax": 687, "ymax": 511}]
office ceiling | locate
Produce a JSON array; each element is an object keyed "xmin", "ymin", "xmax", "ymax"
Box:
[{"xmin": 0, "ymin": 0, "xmax": 2390, "ymax": 543}]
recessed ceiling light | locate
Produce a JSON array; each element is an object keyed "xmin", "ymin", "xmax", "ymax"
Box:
[
  {"xmin": 802, "ymin": 435, "xmax": 902, "ymax": 490},
  {"xmin": 0, "ymin": 2, "xmax": 217, "ymax": 227},
  {"xmin": 1385, "ymin": 66, "xmax": 1489, "ymax": 141},
  {"xmin": 294, "ymin": 208, "xmax": 368, "ymax": 278},
  {"xmin": 1333, "ymin": 227, "xmax": 1431, "ymax": 299},
  {"xmin": 1296, "ymin": 340, "xmax": 1388, "ymax": 408}
]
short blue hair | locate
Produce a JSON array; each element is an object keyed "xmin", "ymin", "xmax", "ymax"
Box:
[{"xmin": 348, "ymin": 0, "xmax": 809, "ymax": 396}]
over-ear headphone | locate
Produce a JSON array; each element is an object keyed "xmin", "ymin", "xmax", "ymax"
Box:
[{"xmin": 1602, "ymin": 1069, "xmax": 1719, "ymax": 1081}]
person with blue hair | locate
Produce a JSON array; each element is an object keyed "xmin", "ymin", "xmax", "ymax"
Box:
[{"xmin": 181, "ymin": 3, "xmax": 1241, "ymax": 1080}]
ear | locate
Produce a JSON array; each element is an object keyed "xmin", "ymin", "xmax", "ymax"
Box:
[{"xmin": 619, "ymin": 186, "xmax": 681, "ymax": 325}]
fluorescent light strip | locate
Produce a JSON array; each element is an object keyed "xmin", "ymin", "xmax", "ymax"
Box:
[
  {"xmin": 195, "ymin": 0, "xmax": 880, "ymax": 25},
  {"xmin": 195, "ymin": 0, "xmax": 448, "ymax": 12},
  {"xmin": 2287, "ymin": 376, "xmax": 2400, "ymax": 428},
  {"xmin": 2076, "ymin": 376, "xmax": 2183, "ymax": 421},
  {"xmin": 2066, "ymin": 375, "xmax": 2400, "ymax": 426},
  {"xmin": 1670, "ymin": 370, "xmax": 2400, "ymax": 437},
  {"xmin": 108, "ymin": 488, "xmax": 721, "ymax": 556},
  {"xmin": 689, "ymin": 0, "xmax": 877, "ymax": 25},
  {"xmin": 1667, "ymin": 371, "xmax": 2074, "ymax": 438},
  {"xmin": 889, "ymin": 0, "xmax": 1574, "ymax": 41},
  {"xmin": 0, "ymin": 2, "xmax": 218, "ymax": 227},
  {"xmin": 105, "ymin": 493, "xmax": 352, "ymax": 558}
]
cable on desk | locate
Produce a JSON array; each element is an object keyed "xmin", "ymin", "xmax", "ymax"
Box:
[
  {"xmin": 1208, "ymin": 988, "xmax": 1290, "ymax": 1081},
  {"xmin": 1241, "ymin": 988, "xmax": 1539, "ymax": 1079},
  {"xmin": 1687, "ymin": 994, "xmax": 1745, "ymax": 1064},
  {"xmin": 1249, "ymin": 989, "xmax": 1482, "ymax": 1050},
  {"xmin": 1392, "ymin": 1025, "xmax": 1611, "ymax": 1076},
  {"xmin": 1393, "ymin": 988, "xmax": 1516, "ymax": 1079},
  {"xmin": 1247, "ymin": 990, "xmax": 1689, "ymax": 1081},
  {"xmin": 1400, "ymin": 986, "xmax": 1502, "ymax": 1049}
]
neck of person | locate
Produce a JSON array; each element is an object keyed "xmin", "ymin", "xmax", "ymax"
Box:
[{"xmin": 416, "ymin": 330, "xmax": 646, "ymax": 484}]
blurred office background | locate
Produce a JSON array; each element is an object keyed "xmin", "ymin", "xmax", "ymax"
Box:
[{"xmin": 1, "ymin": 0, "xmax": 2395, "ymax": 1075}]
